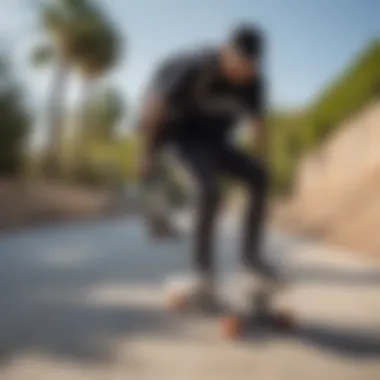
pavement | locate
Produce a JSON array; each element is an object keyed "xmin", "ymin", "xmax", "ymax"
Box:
[{"xmin": 0, "ymin": 217, "xmax": 380, "ymax": 379}]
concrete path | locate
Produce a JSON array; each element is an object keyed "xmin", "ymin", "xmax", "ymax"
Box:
[{"xmin": 0, "ymin": 218, "xmax": 379, "ymax": 379}]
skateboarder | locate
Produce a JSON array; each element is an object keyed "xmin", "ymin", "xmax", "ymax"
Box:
[{"xmin": 138, "ymin": 23, "xmax": 276, "ymax": 310}]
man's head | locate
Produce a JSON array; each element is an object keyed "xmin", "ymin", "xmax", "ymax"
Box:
[{"xmin": 220, "ymin": 23, "xmax": 263, "ymax": 84}]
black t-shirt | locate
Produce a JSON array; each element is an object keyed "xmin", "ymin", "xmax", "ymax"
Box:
[{"xmin": 146, "ymin": 47, "xmax": 265, "ymax": 143}]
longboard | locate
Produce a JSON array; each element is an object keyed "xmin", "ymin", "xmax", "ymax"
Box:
[{"xmin": 164, "ymin": 274, "xmax": 296, "ymax": 340}]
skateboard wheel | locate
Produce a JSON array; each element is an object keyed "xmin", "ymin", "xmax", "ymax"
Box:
[
  {"xmin": 273, "ymin": 310, "xmax": 295, "ymax": 330},
  {"xmin": 220, "ymin": 315, "xmax": 244, "ymax": 339}
]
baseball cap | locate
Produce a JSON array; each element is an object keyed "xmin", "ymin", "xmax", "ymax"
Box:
[{"xmin": 229, "ymin": 23, "xmax": 264, "ymax": 58}]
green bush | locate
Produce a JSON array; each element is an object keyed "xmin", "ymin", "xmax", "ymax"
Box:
[
  {"xmin": 302, "ymin": 40, "xmax": 380, "ymax": 150},
  {"xmin": 269, "ymin": 39, "xmax": 380, "ymax": 193}
]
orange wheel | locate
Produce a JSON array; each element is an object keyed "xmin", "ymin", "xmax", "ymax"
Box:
[
  {"xmin": 167, "ymin": 293, "xmax": 188, "ymax": 312},
  {"xmin": 220, "ymin": 315, "xmax": 244, "ymax": 339}
]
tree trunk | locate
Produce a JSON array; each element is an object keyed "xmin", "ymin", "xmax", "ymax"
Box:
[
  {"xmin": 44, "ymin": 58, "xmax": 69, "ymax": 178},
  {"xmin": 73, "ymin": 76, "xmax": 95, "ymax": 182}
]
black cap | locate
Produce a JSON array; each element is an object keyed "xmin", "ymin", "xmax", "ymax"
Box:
[{"xmin": 229, "ymin": 23, "xmax": 263, "ymax": 58}]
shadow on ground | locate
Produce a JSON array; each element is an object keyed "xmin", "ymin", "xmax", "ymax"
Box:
[
  {"xmin": 0, "ymin": 218, "xmax": 379, "ymax": 364},
  {"xmin": 239, "ymin": 322, "xmax": 380, "ymax": 359},
  {"xmin": 294, "ymin": 323, "xmax": 380, "ymax": 358},
  {"xmin": 0, "ymin": 301, "xmax": 180, "ymax": 365},
  {"xmin": 0, "ymin": 219, "xmax": 188, "ymax": 365},
  {"xmin": 291, "ymin": 267, "xmax": 380, "ymax": 286}
]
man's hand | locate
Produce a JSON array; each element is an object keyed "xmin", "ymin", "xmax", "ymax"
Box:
[
  {"xmin": 247, "ymin": 117, "xmax": 268, "ymax": 159},
  {"xmin": 138, "ymin": 94, "xmax": 167, "ymax": 181}
]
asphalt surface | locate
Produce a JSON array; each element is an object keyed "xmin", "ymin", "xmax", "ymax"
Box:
[{"xmin": 0, "ymin": 217, "xmax": 380, "ymax": 379}]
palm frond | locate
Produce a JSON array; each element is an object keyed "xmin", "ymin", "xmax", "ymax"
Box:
[{"xmin": 42, "ymin": 4, "xmax": 66, "ymax": 33}]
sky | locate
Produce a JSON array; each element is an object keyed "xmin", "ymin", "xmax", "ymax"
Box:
[{"xmin": 1, "ymin": 0, "xmax": 379, "ymax": 145}]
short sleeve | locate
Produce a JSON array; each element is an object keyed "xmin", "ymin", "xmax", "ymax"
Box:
[
  {"xmin": 149, "ymin": 54, "xmax": 198, "ymax": 103},
  {"xmin": 244, "ymin": 77, "xmax": 266, "ymax": 118}
]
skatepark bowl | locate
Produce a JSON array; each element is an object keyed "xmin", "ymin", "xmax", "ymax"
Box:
[{"xmin": 0, "ymin": 216, "xmax": 380, "ymax": 380}]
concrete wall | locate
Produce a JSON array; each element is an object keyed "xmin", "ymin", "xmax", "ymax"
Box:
[{"xmin": 277, "ymin": 99, "xmax": 380, "ymax": 255}]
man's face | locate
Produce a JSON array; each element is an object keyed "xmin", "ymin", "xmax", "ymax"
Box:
[{"xmin": 221, "ymin": 45, "xmax": 258, "ymax": 84}]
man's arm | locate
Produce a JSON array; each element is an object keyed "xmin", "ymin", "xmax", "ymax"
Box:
[
  {"xmin": 245, "ymin": 77, "xmax": 267, "ymax": 159},
  {"xmin": 139, "ymin": 56, "xmax": 198, "ymax": 177},
  {"xmin": 140, "ymin": 94, "xmax": 167, "ymax": 158},
  {"xmin": 138, "ymin": 93, "xmax": 167, "ymax": 180}
]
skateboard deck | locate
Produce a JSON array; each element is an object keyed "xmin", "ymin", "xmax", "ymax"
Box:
[{"xmin": 164, "ymin": 274, "xmax": 296, "ymax": 340}]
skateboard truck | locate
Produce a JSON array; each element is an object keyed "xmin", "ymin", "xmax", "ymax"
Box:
[
  {"xmin": 165, "ymin": 274, "xmax": 295, "ymax": 340},
  {"xmin": 220, "ymin": 282, "xmax": 295, "ymax": 339}
]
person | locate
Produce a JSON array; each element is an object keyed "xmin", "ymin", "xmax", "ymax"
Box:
[{"xmin": 138, "ymin": 23, "xmax": 276, "ymax": 311}]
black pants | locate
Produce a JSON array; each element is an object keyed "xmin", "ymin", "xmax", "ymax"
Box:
[{"xmin": 176, "ymin": 140, "xmax": 269, "ymax": 278}]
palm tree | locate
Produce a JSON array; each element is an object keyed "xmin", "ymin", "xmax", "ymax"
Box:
[
  {"xmin": 87, "ymin": 87, "xmax": 125, "ymax": 188},
  {"xmin": 84, "ymin": 86, "xmax": 125, "ymax": 143},
  {"xmin": 32, "ymin": 0, "xmax": 116, "ymax": 177},
  {"xmin": 73, "ymin": 19, "xmax": 122, "ymax": 172},
  {"xmin": 0, "ymin": 52, "xmax": 31, "ymax": 176}
]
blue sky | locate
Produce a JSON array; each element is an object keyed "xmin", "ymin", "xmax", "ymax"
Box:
[
  {"xmin": 1, "ymin": 0, "xmax": 379, "ymax": 144},
  {"xmin": 111, "ymin": 0, "xmax": 380, "ymax": 109}
]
